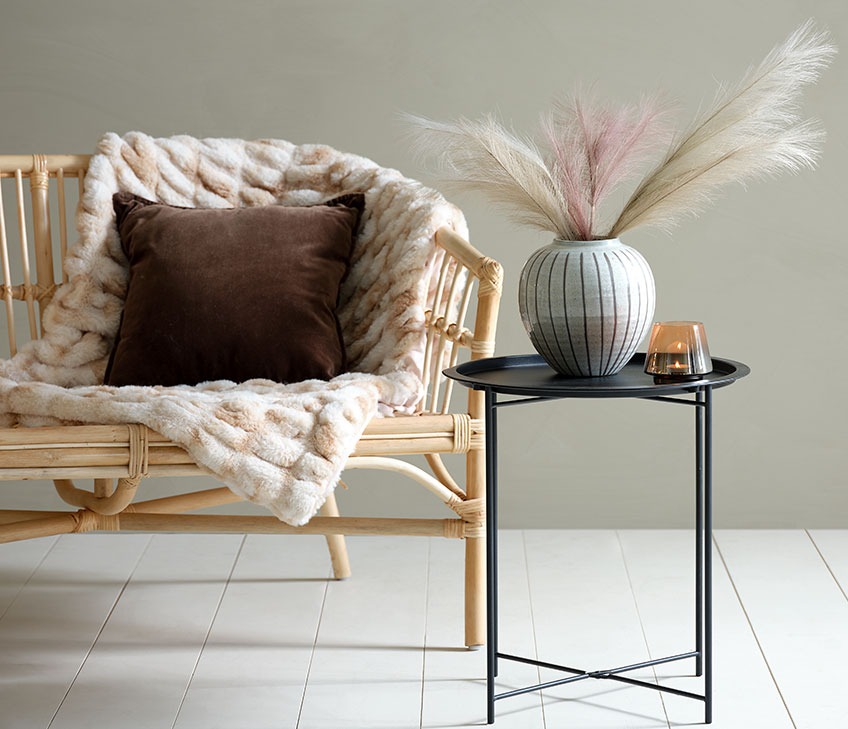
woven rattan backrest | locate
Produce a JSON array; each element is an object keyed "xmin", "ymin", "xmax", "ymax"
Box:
[
  {"xmin": 0, "ymin": 154, "xmax": 501, "ymax": 414},
  {"xmin": 420, "ymin": 228, "xmax": 501, "ymax": 415},
  {"xmin": 0, "ymin": 155, "xmax": 90, "ymax": 353}
]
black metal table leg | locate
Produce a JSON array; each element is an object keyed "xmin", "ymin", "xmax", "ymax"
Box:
[
  {"xmin": 695, "ymin": 388, "xmax": 704, "ymax": 678},
  {"xmin": 485, "ymin": 387, "xmax": 497, "ymax": 725},
  {"xmin": 704, "ymin": 386, "xmax": 713, "ymax": 724},
  {"xmin": 492, "ymin": 391, "xmax": 499, "ymax": 677}
]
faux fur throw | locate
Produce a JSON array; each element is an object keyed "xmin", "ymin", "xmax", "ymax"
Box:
[{"xmin": 0, "ymin": 132, "xmax": 468, "ymax": 525}]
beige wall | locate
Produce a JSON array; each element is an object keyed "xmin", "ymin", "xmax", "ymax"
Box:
[{"xmin": 1, "ymin": 0, "xmax": 846, "ymax": 527}]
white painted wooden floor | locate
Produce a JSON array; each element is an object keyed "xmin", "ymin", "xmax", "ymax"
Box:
[{"xmin": 1, "ymin": 530, "xmax": 845, "ymax": 728}]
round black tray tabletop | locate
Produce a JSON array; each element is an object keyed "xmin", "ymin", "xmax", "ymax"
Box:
[{"xmin": 444, "ymin": 353, "xmax": 749, "ymax": 398}]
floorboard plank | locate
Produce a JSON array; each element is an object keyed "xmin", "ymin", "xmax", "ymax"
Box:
[
  {"xmin": 618, "ymin": 529, "xmax": 793, "ymax": 728},
  {"xmin": 715, "ymin": 529, "xmax": 848, "ymax": 729},
  {"xmin": 173, "ymin": 535, "xmax": 333, "ymax": 729},
  {"xmin": 421, "ymin": 532, "xmax": 545, "ymax": 728},
  {"xmin": 806, "ymin": 530, "xmax": 848, "ymax": 601},
  {"xmin": 49, "ymin": 534, "xmax": 243, "ymax": 729},
  {"xmin": 0, "ymin": 534, "xmax": 151, "ymax": 729},
  {"xmin": 297, "ymin": 536, "xmax": 429, "ymax": 729},
  {"xmin": 524, "ymin": 530, "xmax": 668, "ymax": 729},
  {"xmin": 0, "ymin": 535, "xmax": 57, "ymax": 618}
]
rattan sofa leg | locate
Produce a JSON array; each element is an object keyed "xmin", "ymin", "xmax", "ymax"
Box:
[
  {"xmin": 319, "ymin": 490, "xmax": 351, "ymax": 580},
  {"xmin": 464, "ymin": 444, "xmax": 486, "ymax": 648}
]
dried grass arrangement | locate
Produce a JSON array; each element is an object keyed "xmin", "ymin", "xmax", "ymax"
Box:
[{"xmin": 407, "ymin": 20, "xmax": 836, "ymax": 242}]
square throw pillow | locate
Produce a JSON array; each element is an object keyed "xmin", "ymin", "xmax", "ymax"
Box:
[{"xmin": 104, "ymin": 191, "xmax": 364, "ymax": 387}]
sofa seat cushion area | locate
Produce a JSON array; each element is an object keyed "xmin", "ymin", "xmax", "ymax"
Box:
[
  {"xmin": 105, "ymin": 191, "xmax": 365, "ymax": 388},
  {"xmin": 0, "ymin": 133, "xmax": 470, "ymax": 525}
]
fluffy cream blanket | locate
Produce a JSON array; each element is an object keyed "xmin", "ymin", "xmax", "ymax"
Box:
[{"xmin": 0, "ymin": 132, "xmax": 467, "ymax": 525}]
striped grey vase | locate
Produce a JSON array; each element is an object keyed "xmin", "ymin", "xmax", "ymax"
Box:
[{"xmin": 518, "ymin": 238, "xmax": 655, "ymax": 377}]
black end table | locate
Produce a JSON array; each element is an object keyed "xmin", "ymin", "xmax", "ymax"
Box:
[{"xmin": 444, "ymin": 353, "xmax": 749, "ymax": 725}]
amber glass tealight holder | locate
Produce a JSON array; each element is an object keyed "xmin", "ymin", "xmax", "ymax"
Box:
[{"xmin": 644, "ymin": 321, "xmax": 712, "ymax": 382}]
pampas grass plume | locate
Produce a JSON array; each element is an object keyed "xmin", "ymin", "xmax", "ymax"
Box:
[
  {"xmin": 404, "ymin": 113, "xmax": 577, "ymax": 239},
  {"xmin": 611, "ymin": 19, "xmax": 837, "ymax": 236}
]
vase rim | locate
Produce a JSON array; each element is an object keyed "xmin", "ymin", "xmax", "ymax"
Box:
[{"xmin": 550, "ymin": 237, "xmax": 621, "ymax": 247}]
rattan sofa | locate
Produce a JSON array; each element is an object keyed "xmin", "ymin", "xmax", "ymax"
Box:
[{"xmin": 0, "ymin": 153, "xmax": 502, "ymax": 647}]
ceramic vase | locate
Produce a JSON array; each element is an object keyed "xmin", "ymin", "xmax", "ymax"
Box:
[{"xmin": 518, "ymin": 238, "xmax": 655, "ymax": 377}]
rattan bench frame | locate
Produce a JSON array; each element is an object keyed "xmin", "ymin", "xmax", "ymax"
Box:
[{"xmin": 0, "ymin": 154, "xmax": 502, "ymax": 647}]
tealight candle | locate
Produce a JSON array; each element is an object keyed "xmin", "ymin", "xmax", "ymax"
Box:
[{"xmin": 644, "ymin": 322, "xmax": 712, "ymax": 382}]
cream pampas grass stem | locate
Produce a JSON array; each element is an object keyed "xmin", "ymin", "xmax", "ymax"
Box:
[
  {"xmin": 610, "ymin": 20, "xmax": 836, "ymax": 237},
  {"xmin": 405, "ymin": 114, "xmax": 578, "ymax": 240}
]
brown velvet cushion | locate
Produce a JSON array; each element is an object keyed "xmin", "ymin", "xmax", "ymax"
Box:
[{"xmin": 104, "ymin": 192, "xmax": 364, "ymax": 387}]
